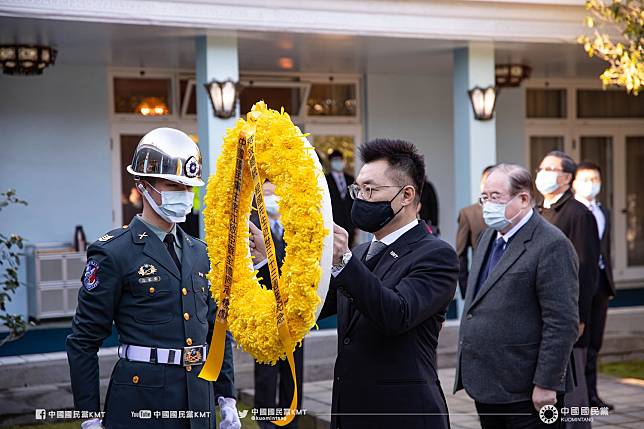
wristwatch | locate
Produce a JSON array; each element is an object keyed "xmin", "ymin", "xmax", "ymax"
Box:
[{"xmin": 333, "ymin": 251, "xmax": 353, "ymax": 271}]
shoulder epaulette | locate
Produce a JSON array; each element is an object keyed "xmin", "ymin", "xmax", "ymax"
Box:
[{"xmin": 93, "ymin": 225, "xmax": 130, "ymax": 246}]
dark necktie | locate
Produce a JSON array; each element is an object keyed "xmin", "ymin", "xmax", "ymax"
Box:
[
  {"xmin": 480, "ymin": 237, "xmax": 506, "ymax": 286},
  {"xmin": 366, "ymin": 240, "xmax": 387, "ymax": 261},
  {"xmin": 335, "ymin": 173, "xmax": 347, "ymax": 199},
  {"xmin": 163, "ymin": 233, "xmax": 181, "ymax": 271}
]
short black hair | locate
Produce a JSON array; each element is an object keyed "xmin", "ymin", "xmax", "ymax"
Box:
[
  {"xmin": 546, "ymin": 150, "xmax": 576, "ymax": 177},
  {"xmin": 359, "ymin": 138, "xmax": 425, "ymax": 202},
  {"xmin": 577, "ymin": 160, "xmax": 602, "ymax": 177},
  {"xmin": 328, "ymin": 149, "xmax": 344, "ymax": 160}
]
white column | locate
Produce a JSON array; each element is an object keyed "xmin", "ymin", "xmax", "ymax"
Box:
[
  {"xmin": 195, "ymin": 33, "xmax": 239, "ymax": 238},
  {"xmin": 453, "ymin": 42, "xmax": 496, "ymax": 210}
]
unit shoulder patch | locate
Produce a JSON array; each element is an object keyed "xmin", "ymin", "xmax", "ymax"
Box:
[{"xmin": 82, "ymin": 260, "xmax": 100, "ymax": 291}]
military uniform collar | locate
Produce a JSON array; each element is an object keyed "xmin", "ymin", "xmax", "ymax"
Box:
[{"xmin": 135, "ymin": 214, "xmax": 182, "ymax": 248}]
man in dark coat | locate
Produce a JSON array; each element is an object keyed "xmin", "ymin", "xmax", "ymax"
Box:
[
  {"xmin": 573, "ymin": 161, "xmax": 616, "ymax": 410},
  {"xmin": 325, "ymin": 150, "xmax": 357, "ymax": 247},
  {"xmin": 537, "ymin": 151, "xmax": 600, "ymax": 428},
  {"xmin": 319, "ymin": 138, "xmax": 459, "ymax": 429},
  {"xmin": 455, "ymin": 164, "xmax": 579, "ymax": 429}
]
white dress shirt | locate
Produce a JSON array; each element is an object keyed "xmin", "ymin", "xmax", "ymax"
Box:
[
  {"xmin": 332, "ymin": 219, "xmax": 419, "ymax": 277},
  {"xmin": 495, "ymin": 209, "xmax": 534, "ymax": 244}
]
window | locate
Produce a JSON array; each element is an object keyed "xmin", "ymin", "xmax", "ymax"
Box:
[
  {"xmin": 626, "ymin": 136, "xmax": 644, "ymax": 267},
  {"xmin": 307, "ymin": 83, "xmax": 357, "ymax": 117},
  {"xmin": 580, "ymin": 136, "xmax": 613, "ymax": 211},
  {"xmin": 113, "ymin": 78, "xmax": 172, "ymax": 116},
  {"xmin": 240, "ymin": 85, "xmax": 303, "ymax": 116},
  {"xmin": 577, "ymin": 90, "xmax": 644, "ymax": 118},
  {"xmin": 529, "ymin": 136, "xmax": 564, "ymax": 174},
  {"xmin": 526, "ymin": 89, "xmax": 567, "ymax": 118},
  {"xmin": 179, "ymin": 78, "xmax": 197, "ymax": 116}
]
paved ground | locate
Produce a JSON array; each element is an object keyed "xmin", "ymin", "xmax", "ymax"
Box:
[{"xmin": 243, "ymin": 368, "xmax": 644, "ymax": 429}]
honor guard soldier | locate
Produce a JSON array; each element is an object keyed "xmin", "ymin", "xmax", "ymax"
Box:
[{"xmin": 66, "ymin": 128, "xmax": 241, "ymax": 429}]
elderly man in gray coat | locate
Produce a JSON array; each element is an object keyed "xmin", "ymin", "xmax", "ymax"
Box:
[{"xmin": 454, "ymin": 163, "xmax": 580, "ymax": 429}]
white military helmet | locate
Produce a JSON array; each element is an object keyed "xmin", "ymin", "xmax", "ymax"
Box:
[{"xmin": 126, "ymin": 127, "xmax": 205, "ymax": 187}]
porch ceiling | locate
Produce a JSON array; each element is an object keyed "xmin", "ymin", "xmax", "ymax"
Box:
[{"xmin": 0, "ymin": 17, "xmax": 604, "ymax": 78}]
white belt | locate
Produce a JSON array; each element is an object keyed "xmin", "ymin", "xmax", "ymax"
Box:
[{"xmin": 118, "ymin": 344, "xmax": 207, "ymax": 367}]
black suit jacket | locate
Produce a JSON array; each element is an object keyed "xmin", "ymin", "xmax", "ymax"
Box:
[
  {"xmin": 597, "ymin": 204, "xmax": 616, "ymax": 296},
  {"xmin": 318, "ymin": 221, "xmax": 459, "ymax": 429},
  {"xmin": 540, "ymin": 190, "xmax": 600, "ymax": 347},
  {"xmin": 326, "ymin": 172, "xmax": 355, "ymax": 236}
]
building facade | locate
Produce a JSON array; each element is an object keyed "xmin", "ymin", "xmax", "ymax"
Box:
[{"xmin": 1, "ymin": 0, "xmax": 643, "ymax": 352}]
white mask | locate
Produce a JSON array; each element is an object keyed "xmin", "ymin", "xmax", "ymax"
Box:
[
  {"xmin": 264, "ymin": 194, "xmax": 280, "ymax": 216},
  {"xmin": 330, "ymin": 159, "xmax": 345, "ymax": 172},
  {"xmin": 535, "ymin": 170, "xmax": 560, "ymax": 195},
  {"xmin": 140, "ymin": 182, "xmax": 194, "ymax": 223},
  {"xmin": 576, "ymin": 181, "xmax": 601, "ymax": 200}
]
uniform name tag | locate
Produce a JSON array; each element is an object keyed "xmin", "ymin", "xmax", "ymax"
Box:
[{"xmin": 138, "ymin": 276, "xmax": 161, "ymax": 284}]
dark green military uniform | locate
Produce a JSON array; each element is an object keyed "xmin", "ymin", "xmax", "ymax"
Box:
[{"xmin": 66, "ymin": 216, "xmax": 235, "ymax": 429}]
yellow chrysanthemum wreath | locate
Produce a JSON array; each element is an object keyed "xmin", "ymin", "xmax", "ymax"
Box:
[{"xmin": 203, "ymin": 102, "xmax": 327, "ymax": 364}]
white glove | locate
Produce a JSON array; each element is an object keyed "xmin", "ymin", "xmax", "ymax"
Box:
[
  {"xmin": 218, "ymin": 396, "xmax": 241, "ymax": 429},
  {"xmin": 80, "ymin": 418, "xmax": 102, "ymax": 429}
]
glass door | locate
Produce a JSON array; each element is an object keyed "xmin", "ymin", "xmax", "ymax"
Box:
[
  {"xmin": 578, "ymin": 135, "xmax": 614, "ymax": 213},
  {"xmin": 304, "ymin": 124, "xmax": 362, "ymax": 177},
  {"xmin": 612, "ymin": 131, "xmax": 644, "ymax": 281}
]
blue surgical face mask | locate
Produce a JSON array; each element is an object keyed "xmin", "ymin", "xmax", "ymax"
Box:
[
  {"xmin": 330, "ymin": 159, "xmax": 345, "ymax": 172},
  {"xmin": 140, "ymin": 182, "xmax": 193, "ymax": 223},
  {"xmin": 576, "ymin": 181, "xmax": 601, "ymax": 200},
  {"xmin": 535, "ymin": 170, "xmax": 560, "ymax": 195},
  {"xmin": 482, "ymin": 194, "xmax": 522, "ymax": 231}
]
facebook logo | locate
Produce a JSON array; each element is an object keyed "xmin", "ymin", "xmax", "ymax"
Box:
[{"xmin": 35, "ymin": 409, "xmax": 47, "ymax": 420}]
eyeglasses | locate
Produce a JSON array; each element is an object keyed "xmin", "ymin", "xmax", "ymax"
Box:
[
  {"xmin": 348, "ymin": 183, "xmax": 404, "ymax": 200},
  {"xmin": 536, "ymin": 167, "xmax": 564, "ymax": 174},
  {"xmin": 478, "ymin": 192, "xmax": 520, "ymax": 206}
]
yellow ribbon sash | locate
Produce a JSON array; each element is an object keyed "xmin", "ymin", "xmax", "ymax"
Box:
[{"xmin": 200, "ymin": 122, "xmax": 299, "ymax": 426}]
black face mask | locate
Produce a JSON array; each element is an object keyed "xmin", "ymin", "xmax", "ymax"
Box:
[{"xmin": 350, "ymin": 187, "xmax": 405, "ymax": 233}]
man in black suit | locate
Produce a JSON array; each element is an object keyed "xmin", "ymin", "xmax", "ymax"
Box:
[
  {"xmin": 537, "ymin": 151, "xmax": 600, "ymax": 428},
  {"xmin": 573, "ymin": 161, "xmax": 616, "ymax": 410},
  {"xmin": 455, "ymin": 165, "xmax": 494, "ymax": 298},
  {"xmin": 319, "ymin": 138, "xmax": 459, "ymax": 429},
  {"xmin": 455, "ymin": 164, "xmax": 579, "ymax": 429},
  {"xmin": 251, "ymin": 181, "xmax": 303, "ymax": 428},
  {"xmin": 325, "ymin": 150, "xmax": 357, "ymax": 247}
]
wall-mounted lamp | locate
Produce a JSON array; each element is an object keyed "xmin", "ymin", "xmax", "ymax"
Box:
[
  {"xmin": 204, "ymin": 79, "xmax": 240, "ymax": 119},
  {"xmin": 468, "ymin": 86, "xmax": 498, "ymax": 121}
]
